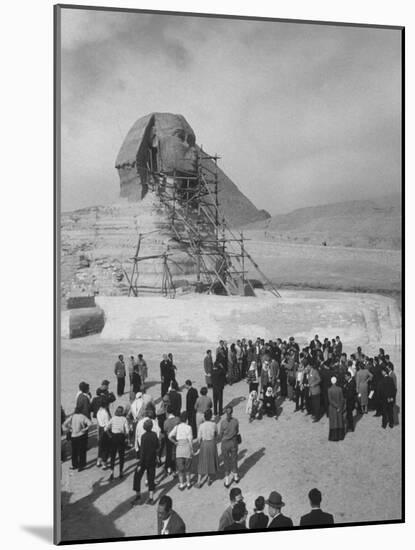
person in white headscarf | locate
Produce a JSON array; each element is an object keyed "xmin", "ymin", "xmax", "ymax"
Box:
[
  {"xmin": 128, "ymin": 391, "xmax": 155, "ymax": 446},
  {"xmin": 263, "ymin": 386, "xmax": 277, "ymax": 418},
  {"xmin": 130, "ymin": 390, "xmax": 154, "ymax": 419},
  {"xmin": 246, "ymin": 390, "xmax": 263, "ymax": 422}
]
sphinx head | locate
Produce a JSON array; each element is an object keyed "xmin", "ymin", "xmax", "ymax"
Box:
[{"xmin": 115, "ymin": 113, "xmax": 198, "ymax": 200}]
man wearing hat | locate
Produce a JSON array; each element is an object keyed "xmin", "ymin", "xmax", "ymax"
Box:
[
  {"xmin": 266, "ymin": 491, "xmax": 293, "ymax": 529},
  {"xmin": 300, "ymin": 488, "xmax": 334, "ymax": 526}
]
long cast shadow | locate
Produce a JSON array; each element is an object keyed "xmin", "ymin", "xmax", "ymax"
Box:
[{"xmin": 238, "ymin": 447, "xmax": 266, "ymax": 479}]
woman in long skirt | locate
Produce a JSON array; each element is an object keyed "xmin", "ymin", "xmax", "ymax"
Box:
[
  {"xmin": 328, "ymin": 377, "xmax": 345, "ymax": 441},
  {"xmin": 196, "ymin": 409, "xmax": 219, "ymax": 487},
  {"xmin": 227, "ymin": 344, "xmax": 239, "ymax": 384}
]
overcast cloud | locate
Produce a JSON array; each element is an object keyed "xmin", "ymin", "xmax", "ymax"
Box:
[{"xmin": 60, "ymin": 9, "xmax": 401, "ymax": 215}]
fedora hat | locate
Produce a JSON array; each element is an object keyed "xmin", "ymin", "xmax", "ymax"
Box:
[{"xmin": 266, "ymin": 491, "xmax": 285, "ymax": 508}]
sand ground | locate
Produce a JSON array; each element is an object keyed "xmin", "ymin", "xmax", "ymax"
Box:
[{"xmin": 60, "ymin": 304, "xmax": 402, "ymax": 542}]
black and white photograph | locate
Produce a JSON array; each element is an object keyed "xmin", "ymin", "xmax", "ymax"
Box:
[{"xmin": 55, "ymin": 4, "xmax": 403, "ymax": 544}]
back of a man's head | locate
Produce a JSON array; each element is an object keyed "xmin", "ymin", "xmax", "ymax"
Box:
[
  {"xmin": 309, "ymin": 488, "xmax": 322, "ymax": 507},
  {"xmin": 159, "ymin": 495, "xmax": 172, "ymax": 512},
  {"xmin": 230, "ymin": 488, "xmax": 242, "ymax": 503},
  {"xmin": 232, "ymin": 501, "xmax": 247, "ymax": 523}
]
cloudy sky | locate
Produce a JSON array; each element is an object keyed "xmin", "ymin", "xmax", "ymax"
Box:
[{"xmin": 60, "ymin": 8, "xmax": 402, "ymax": 215}]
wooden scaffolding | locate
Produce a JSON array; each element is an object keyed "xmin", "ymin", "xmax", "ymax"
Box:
[{"xmin": 126, "ymin": 148, "xmax": 281, "ymax": 298}]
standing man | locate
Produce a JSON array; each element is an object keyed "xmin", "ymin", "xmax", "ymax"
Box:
[
  {"xmin": 114, "ymin": 354, "xmax": 126, "ymax": 397},
  {"xmin": 308, "ymin": 363, "xmax": 321, "ymax": 421},
  {"xmin": 160, "ymin": 354, "xmax": 172, "ymax": 397},
  {"xmin": 132, "ymin": 419, "xmax": 159, "ymax": 505},
  {"xmin": 266, "ymin": 491, "xmax": 293, "ymax": 529},
  {"xmin": 204, "ymin": 350, "xmax": 213, "ymax": 388},
  {"xmin": 300, "ymin": 488, "xmax": 334, "ymax": 526},
  {"xmin": 211, "ymin": 360, "xmax": 226, "ymax": 416},
  {"xmin": 185, "ymin": 380, "xmax": 198, "ymax": 438},
  {"xmin": 223, "ymin": 502, "xmax": 248, "ymax": 531},
  {"xmin": 219, "ymin": 406, "xmax": 240, "ymax": 488},
  {"xmin": 168, "ymin": 382, "xmax": 182, "ymax": 417},
  {"xmin": 378, "ymin": 365, "xmax": 397, "ymax": 429},
  {"xmin": 343, "ymin": 371, "xmax": 357, "ymax": 432},
  {"xmin": 157, "ymin": 495, "xmax": 186, "ymax": 535},
  {"xmin": 334, "ymin": 336, "xmax": 343, "ymax": 358},
  {"xmin": 218, "ymin": 488, "xmax": 244, "ymax": 531},
  {"xmin": 75, "ymin": 382, "xmax": 92, "ymax": 419}
]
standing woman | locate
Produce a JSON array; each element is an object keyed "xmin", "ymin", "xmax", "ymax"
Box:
[
  {"xmin": 128, "ymin": 355, "xmax": 137, "ymax": 389},
  {"xmin": 228, "ymin": 344, "xmax": 239, "ymax": 385},
  {"xmin": 63, "ymin": 405, "xmax": 92, "ymax": 472},
  {"xmin": 105, "ymin": 406, "xmax": 129, "ymax": 480},
  {"xmin": 328, "ymin": 377, "xmax": 345, "ymax": 441},
  {"xmin": 355, "ymin": 361, "xmax": 372, "ymax": 414},
  {"xmin": 137, "ymin": 354, "xmax": 148, "ymax": 390},
  {"xmin": 194, "ymin": 387, "xmax": 213, "ymax": 430},
  {"xmin": 196, "ymin": 409, "xmax": 219, "ymax": 487},
  {"xmin": 168, "ymin": 412, "xmax": 194, "ymax": 490},
  {"xmin": 131, "ymin": 364, "xmax": 142, "ymax": 398}
]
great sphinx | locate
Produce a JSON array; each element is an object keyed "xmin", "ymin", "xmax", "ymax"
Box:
[
  {"xmin": 61, "ymin": 113, "xmax": 270, "ymax": 302},
  {"xmin": 114, "ymin": 112, "xmax": 265, "ymax": 296}
]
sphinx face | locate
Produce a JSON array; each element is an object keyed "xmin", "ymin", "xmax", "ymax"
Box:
[
  {"xmin": 152, "ymin": 114, "xmax": 198, "ymax": 175},
  {"xmin": 116, "ymin": 113, "xmax": 199, "ymax": 201}
]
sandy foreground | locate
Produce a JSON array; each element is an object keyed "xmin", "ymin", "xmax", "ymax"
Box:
[{"xmin": 60, "ymin": 290, "xmax": 402, "ymax": 541}]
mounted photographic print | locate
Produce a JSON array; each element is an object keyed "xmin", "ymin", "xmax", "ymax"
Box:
[{"xmin": 54, "ymin": 4, "xmax": 404, "ymax": 544}]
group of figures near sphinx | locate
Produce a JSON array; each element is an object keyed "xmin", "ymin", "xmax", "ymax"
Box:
[
  {"xmin": 61, "ymin": 333, "xmax": 398, "ymax": 535},
  {"xmin": 203, "ymin": 335, "xmax": 398, "ymax": 439}
]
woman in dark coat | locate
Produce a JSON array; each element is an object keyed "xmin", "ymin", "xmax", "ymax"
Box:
[
  {"xmin": 227, "ymin": 344, "xmax": 239, "ymax": 384},
  {"xmin": 328, "ymin": 377, "xmax": 345, "ymax": 441}
]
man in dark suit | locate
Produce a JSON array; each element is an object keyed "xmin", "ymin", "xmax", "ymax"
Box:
[
  {"xmin": 267, "ymin": 491, "xmax": 293, "ymax": 529},
  {"xmin": 223, "ymin": 501, "xmax": 248, "ymax": 531},
  {"xmin": 185, "ymin": 380, "xmax": 198, "ymax": 438},
  {"xmin": 157, "ymin": 495, "xmax": 186, "ymax": 535},
  {"xmin": 300, "ymin": 488, "xmax": 334, "ymax": 526},
  {"xmin": 378, "ymin": 366, "xmax": 397, "ymax": 428},
  {"xmin": 132, "ymin": 419, "xmax": 159, "ymax": 505},
  {"xmin": 204, "ymin": 350, "xmax": 213, "ymax": 388},
  {"xmin": 160, "ymin": 354, "xmax": 172, "ymax": 397},
  {"xmin": 343, "ymin": 372, "xmax": 357, "ymax": 432},
  {"xmin": 211, "ymin": 360, "xmax": 226, "ymax": 416},
  {"xmin": 168, "ymin": 382, "xmax": 182, "ymax": 417}
]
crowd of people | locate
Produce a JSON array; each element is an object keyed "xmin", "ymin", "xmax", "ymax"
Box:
[{"xmin": 61, "ymin": 333, "xmax": 398, "ymax": 533}]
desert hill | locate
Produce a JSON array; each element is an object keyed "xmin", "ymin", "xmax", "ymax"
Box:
[{"xmin": 241, "ymin": 194, "xmax": 401, "ymax": 250}]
